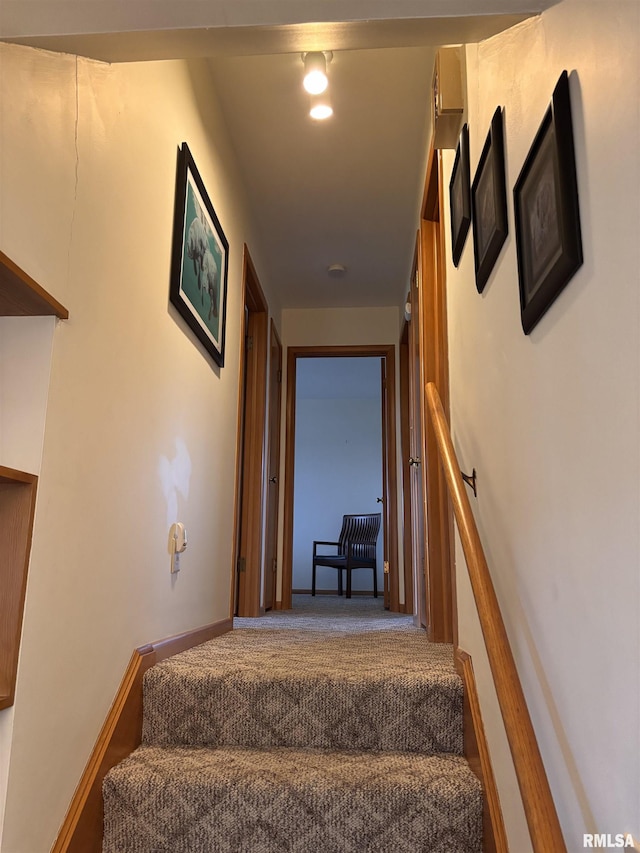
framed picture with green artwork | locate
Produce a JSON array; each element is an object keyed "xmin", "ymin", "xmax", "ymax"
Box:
[{"xmin": 170, "ymin": 142, "xmax": 229, "ymax": 367}]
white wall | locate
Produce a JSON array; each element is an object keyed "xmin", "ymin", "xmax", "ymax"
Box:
[
  {"xmin": 0, "ymin": 316, "xmax": 56, "ymax": 846},
  {"xmin": 443, "ymin": 3, "xmax": 640, "ymax": 850},
  {"xmin": 282, "ymin": 306, "xmax": 401, "ymax": 348},
  {"xmin": 0, "ymin": 44, "xmax": 270, "ymax": 852},
  {"xmin": 0, "ymin": 317, "xmax": 55, "ymax": 475},
  {"xmin": 293, "ymin": 358, "xmax": 383, "ymax": 593}
]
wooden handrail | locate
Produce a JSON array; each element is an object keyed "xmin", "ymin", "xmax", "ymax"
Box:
[{"xmin": 425, "ymin": 382, "xmax": 566, "ymax": 853}]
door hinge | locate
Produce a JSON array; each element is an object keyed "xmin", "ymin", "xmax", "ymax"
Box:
[
  {"xmin": 237, "ymin": 556, "xmax": 246, "ymax": 574},
  {"xmin": 277, "ymin": 368, "xmax": 282, "ymax": 383},
  {"xmin": 384, "ymin": 560, "xmax": 390, "ymax": 575},
  {"xmin": 272, "ymin": 558, "xmax": 277, "ymax": 573},
  {"xmin": 245, "ymin": 335, "xmax": 253, "ymax": 352}
]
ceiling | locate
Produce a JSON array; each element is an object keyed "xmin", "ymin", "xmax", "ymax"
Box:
[
  {"xmin": 1, "ymin": 1, "xmax": 558, "ymax": 311},
  {"xmin": 209, "ymin": 46, "xmax": 435, "ymax": 309}
]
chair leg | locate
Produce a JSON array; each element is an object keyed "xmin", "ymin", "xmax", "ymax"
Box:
[
  {"xmin": 338, "ymin": 569, "xmax": 343, "ymax": 596},
  {"xmin": 346, "ymin": 568, "xmax": 352, "ymax": 599},
  {"xmin": 312, "ymin": 564, "xmax": 316, "ymax": 596},
  {"xmin": 373, "ymin": 566, "xmax": 378, "ymax": 598}
]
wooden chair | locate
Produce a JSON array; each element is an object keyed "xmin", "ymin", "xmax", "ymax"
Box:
[{"xmin": 312, "ymin": 513, "xmax": 381, "ymax": 598}]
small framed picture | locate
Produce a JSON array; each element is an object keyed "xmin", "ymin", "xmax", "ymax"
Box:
[
  {"xmin": 471, "ymin": 107, "xmax": 508, "ymax": 293},
  {"xmin": 449, "ymin": 123, "xmax": 471, "ymax": 268},
  {"xmin": 513, "ymin": 71, "xmax": 583, "ymax": 334},
  {"xmin": 170, "ymin": 142, "xmax": 229, "ymax": 367}
]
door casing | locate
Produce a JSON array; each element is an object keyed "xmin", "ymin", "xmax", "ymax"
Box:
[
  {"xmin": 398, "ymin": 322, "xmax": 415, "ymax": 617},
  {"xmin": 231, "ymin": 246, "xmax": 268, "ymax": 618},
  {"xmin": 263, "ymin": 321, "xmax": 282, "ymax": 611},
  {"xmin": 281, "ymin": 345, "xmax": 399, "ymax": 611},
  {"xmin": 419, "ymin": 146, "xmax": 456, "ymax": 645}
]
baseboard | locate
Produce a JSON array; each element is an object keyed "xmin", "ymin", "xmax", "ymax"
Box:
[
  {"xmin": 52, "ymin": 618, "xmax": 233, "ymax": 853},
  {"xmin": 292, "ymin": 588, "xmax": 377, "ymax": 596},
  {"xmin": 456, "ymin": 648, "xmax": 508, "ymax": 853}
]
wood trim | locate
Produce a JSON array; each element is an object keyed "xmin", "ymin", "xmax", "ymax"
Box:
[
  {"xmin": 421, "ymin": 145, "xmax": 441, "ymax": 223},
  {"xmin": 281, "ymin": 347, "xmax": 297, "ymax": 610},
  {"xmin": 399, "ymin": 327, "xmax": 414, "ymax": 615},
  {"xmin": 52, "ymin": 618, "xmax": 232, "ymax": 853},
  {"xmin": 263, "ymin": 320, "xmax": 282, "ymax": 611},
  {"xmin": 456, "ymin": 648, "xmax": 508, "ymax": 853},
  {"xmin": 292, "ymin": 588, "xmax": 377, "ymax": 596},
  {"xmin": 408, "ymin": 241, "xmax": 428, "ymax": 629},
  {"xmin": 283, "ymin": 345, "xmax": 396, "ymax": 357},
  {"xmin": 420, "ymin": 144, "xmax": 455, "ymax": 645},
  {"xmin": 381, "ymin": 356, "xmax": 391, "ymax": 609},
  {"xmin": 281, "ymin": 345, "xmax": 399, "ymax": 612},
  {"xmin": 426, "ymin": 381, "xmax": 566, "ymax": 853},
  {"xmin": 0, "ymin": 466, "xmax": 38, "ymax": 710},
  {"xmin": 436, "ymin": 149, "xmax": 458, "ymax": 649},
  {"xmin": 237, "ymin": 307, "xmax": 268, "ymax": 616},
  {"xmin": 385, "ymin": 347, "xmax": 399, "ymax": 612},
  {"xmin": 229, "ymin": 251, "xmax": 250, "ymax": 619},
  {"xmin": 0, "ymin": 250, "xmax": 69, "ymax": 318},
  {"xmin": 233, "ymin": 246, "xmax": 269, "ymax": 618}
]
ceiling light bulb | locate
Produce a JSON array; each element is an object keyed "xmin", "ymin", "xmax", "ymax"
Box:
[
  {"xmin": 310, "ymin": 93, "xmax": 333, "ymax": 120},
  {"xmin": 303, "ymin": 52, "xmax": 328, "ymax": 95}
]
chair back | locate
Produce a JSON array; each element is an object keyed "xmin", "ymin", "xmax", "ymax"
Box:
[{"xmin": 337, "ymin": 513, "xmax": 381, "ymax": 559}]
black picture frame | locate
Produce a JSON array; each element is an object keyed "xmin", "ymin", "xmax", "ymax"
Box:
[
  {"xmin": 513, "ymin": 71, "xmax": 583, "ymax": 334},
  {"xmin": 449, "ymin": 123, "xmax": 471, "ymax": 267},
  {"xmin": 471, "ymin": 107, "xmax": 508, "ymax": 293},
  {"xmin": 170, "ymin": 142, "xmax": 229, "ymax": 367}
]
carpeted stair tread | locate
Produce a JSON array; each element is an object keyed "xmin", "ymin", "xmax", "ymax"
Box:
[
  {"xmin": 103, "ymin": 745, "xmax": 482, "ymax": 853},
  {"xmin": 142, "ymin": 630, "xmax": 462, "ymax": 755}
]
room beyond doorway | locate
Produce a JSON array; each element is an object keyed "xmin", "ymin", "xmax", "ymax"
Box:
[
  {"xmin": 281, "ymin": 345, "xmax": 400, "ymax": 612},
  {"xmin": 292, "ymin": 357, "xmax": 384, "ymax": 597}
]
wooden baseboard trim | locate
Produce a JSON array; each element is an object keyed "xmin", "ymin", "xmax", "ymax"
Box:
[
  {"xmin": 291, "ymin": 588, "xmax": 377, "ymax": 597},
  {"xmin": 52, "ymin": 618, "xmax": 233, "ymax": 853},
  {"xmin": 456, "ymin": 648, "xmax": 508, "ymax": 853}
]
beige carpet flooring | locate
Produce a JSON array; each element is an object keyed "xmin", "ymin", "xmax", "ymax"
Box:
[{"xmin": 102, "ymin": 595, "xmax": 483, "ymax": 852}]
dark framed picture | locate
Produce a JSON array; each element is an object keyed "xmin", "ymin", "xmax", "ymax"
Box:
[
  {"xmin": 449, "ymin": 123, "xmax": 471, "ymax": 268},
  {"xmin": 170, "ymin": 142, "xmax": 229, "ymax": 367},
  {"xmin": 471, "ymin": 107, "xmax": 508, "ymax": 293},
  {"xmin": 513, "ymin": 71, "xmax": 582, "ymax": 334}
]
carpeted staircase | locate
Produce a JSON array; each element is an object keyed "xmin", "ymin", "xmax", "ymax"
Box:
[{"xmin": 102, "ymin": 618, "xmax": 482, "ymax": 852}]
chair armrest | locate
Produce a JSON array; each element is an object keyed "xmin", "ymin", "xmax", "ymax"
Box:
[{"xmin": 313, "ymin": 540, "xmax": 340, "ymax": 556}]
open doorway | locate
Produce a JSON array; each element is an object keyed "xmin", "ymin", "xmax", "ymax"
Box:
[
  {"xmin": 291, "ymin": 357, "xmax": 384, "ymax": 598},
  {"xmin": 281, "ymin": 345, "xmax": 399, "ymax": 612}
]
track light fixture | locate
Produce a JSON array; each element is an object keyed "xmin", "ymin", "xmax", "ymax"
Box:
[{"xmin": 302, "ymin": 51, "xmax": 331, "ymax": 95}]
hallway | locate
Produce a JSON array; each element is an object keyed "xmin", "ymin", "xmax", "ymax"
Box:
[
  {"xmin": 236, "ymin": 594, "xmax": 413, "ymax": 632},
  {"xmin": 0, "ymin": 2, "xmax": 638, "ymax": 850}
]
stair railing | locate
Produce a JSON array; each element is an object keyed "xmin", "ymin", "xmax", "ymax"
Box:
[{"xmin": 425, "ymin": 381, "xmax": 566, "ymax": 853}]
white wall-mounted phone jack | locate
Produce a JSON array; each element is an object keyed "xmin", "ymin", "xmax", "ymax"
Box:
[{"xmin": 169, "ymin": 522, "xmax": 187, "ymax": 573}]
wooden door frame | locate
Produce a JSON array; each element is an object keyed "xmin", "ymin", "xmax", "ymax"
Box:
[
  {"xmin": 398, "ymin": 320, "xmax": 414, "ymax": 616},
  {"xmin": 230, "ymin": 245, "xmax": 269, "ymax": 618},
  {"xmin": 408, "ymin": 244, "xmax": 428, "ymax": 630},
  {"xmin": 420, "ymin": 145, "xmax": 456, "ymax": 645},
  {"xmin": 263, "ymin": 320, "xmax": 282, "ymax": 611},
  {"xmin": 281, "ymin": 344, "xmax": 399, "ymax": 612},
  {"xmin": 380, "ymin": 357, "xmax": 390, "ymax": 609}
]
